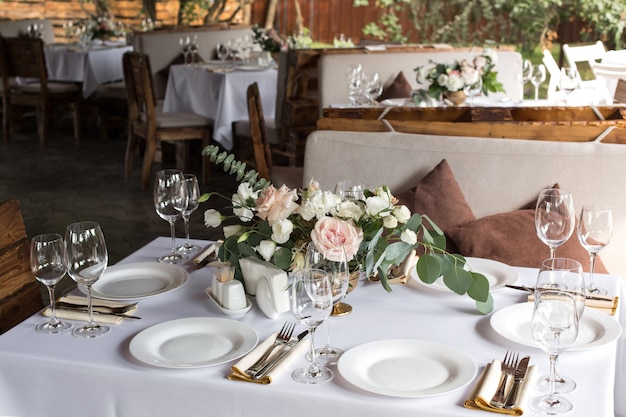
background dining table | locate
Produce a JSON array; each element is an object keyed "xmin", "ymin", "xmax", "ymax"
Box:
[
  {"xmin": 44, "ymin": 41, "xmax": 132, "ymax": 98},
  {"xmin": 0, "ymin": 236, "xmax": 623, "ymax": 417},
  {"xmin": 162, "ymin": 64, "xmax": 278, "ymax": 151}
]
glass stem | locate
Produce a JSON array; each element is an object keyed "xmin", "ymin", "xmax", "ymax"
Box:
[
  {"xmin": 47, "ymin": 286, "xmax": 59, "ymax": 324},
  {"xmin": 548, "ymin": 353, "xmax": 559, "ymax": 404},
  {"xmin": 183, "ymin": 214, "xmax": 191, "ymax": 244},
  {"xmin": 86, "ymin": 286, "xmax": 95, "ymax": 327},
  {"xmin": 307, "ymin": 327, "xmax": 320, "ymax": 376},
  {"xmin": 323, "ymin": 319, "xmax": 331, "ymax": 349},
  {"xmin": 549, "ymin": 246, "xmax": 556, "ymax": 259},
  {"xmin": 169, "ymin": 220, "xmax": 177, "ymax": 255},
  {"xmin": 589, "ymin": 252, "xmax": 597, "ymax": 287}
]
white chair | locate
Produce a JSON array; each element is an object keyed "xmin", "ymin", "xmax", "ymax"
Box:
[
  {"xmin": 562, "ymin": 40, "xmax": 606, "ymax": 74},
  {"xmin": 591, "ymin": 62, "xmax": 626, "ymax": 103},
  {"xmin": 542, "ymin": 49, "xmax": 562, "ymax": 100}
]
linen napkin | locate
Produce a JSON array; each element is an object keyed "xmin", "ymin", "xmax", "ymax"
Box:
[
  {"xmin": 527, "ymin": 294, "xmax": 619, "ymax": 316},
  {"xmin": 43, "ymin": 294, "xmax": 139, "ymax": 324},
  {"xmin": 464, "ymin": 360, "xmax": 538, "ymax": 416},
  {"xmin": 228, "ymin": 332, "xmax": 309, "ymax": 384}
]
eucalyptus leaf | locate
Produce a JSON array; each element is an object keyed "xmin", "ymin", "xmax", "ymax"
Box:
[
  {"xmin": 467, "ymin": 272, "xmax": 490, "ymax": 302},
  {"xmin": 442, "ymin": 267, "xmax": 473, "ymax": 295},
  {"xmin": 273, "ymin": 247, "xmax": 293, "ymax": 269},
  {"xmin": 476, "ymin": 293, "xmax": 494, "ymax": 314},
  {"xmin": 237, "ymin": 241, "xmax": 257, "ymax": 257},
  {"xmin": 416, "ymin": 254, "xmax": 443, "ymax": 284}
]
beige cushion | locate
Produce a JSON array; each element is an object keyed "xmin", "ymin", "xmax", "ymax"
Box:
[
  {"xmin": 93, "ymin": 80, "xmax": 127, "ymax": 100},
  {"xmin": 155, "ymin": 111, "xmax": 212, "ymax": 128}
]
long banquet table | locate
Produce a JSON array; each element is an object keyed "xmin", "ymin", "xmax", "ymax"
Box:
[
  {"xmin": 0, "ymin": 237, "xmax": 624, "ymax": 417},
  {"xmin": 162, "ymin": 64, "xmax": 278, "ymax": 151}
]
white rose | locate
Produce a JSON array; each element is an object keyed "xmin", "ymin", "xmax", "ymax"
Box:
[
  {"xmin": 271, "ymin": 218, "xmax": 293, "ymax": 244},
  {"xmin": 392, "ymin": 205, "xmax": 411, "ymax": 223},
  {"xmin": 233, "ymin": 195, "xmax": 254, "ymax": 222},
  {"xmin": 334, "ymin": 200, "xmax": 364, "ymax": 221},
  {"xmin": 204, "ymin": 209, "xmax": 222, "ymax": 228},
  {"xmin": 237, "ymin": 182, "xmax": 259, "ymax": 201},
  {"xmin": 366, "ymin": 195, "xmax": 391, "ymax": 217},
  {"xmin": 447, "ymin": 73, "xmax": 465, "ymax": 91},
  {"xmin": 256, "ymin": 240, "xmax": 276, "ymax": 262},
  {"xmin": 223, "ymin": 224, "xmax": 242, "ymax": 239},
  {"xmin": 300, "ymin": 189, "xmax": 340, "ymax": 221},
  {"xmin": 383, "ymin": 215, "xmax": 398, "ymax": 229},
  {"xmin": 401, "ymin": 229, "xmax": 418, "ymax": 245}
]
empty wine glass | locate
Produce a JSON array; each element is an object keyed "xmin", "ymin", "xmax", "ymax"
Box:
[
  {"xmin": 304, "ymin": 241, "xmax": 349, "ymax": 365},
  {"xmin": 577, "ymin": 205, "xmax": 613, "ymax": 294},
  {"xmin": 335, "ymin": 180, "xmax": 365, "ymax": 201},
  {"xmin": 529, "ymin": 289, "xmax": 579, "ymax": 414},
  {"xmin": 290, "ymin": 268, "xmax": 333, "ymax": 384},
  {"xmin": 559, "ymin": 67, "xmax": 580, "ymax": 104},
  {"xmin": 217, "ymin": 41, "xmax": 230, "ymax": 65},
  {"xmin": 517, "ymin": 59, "xmax": 532, "ymax": 100},
  {"xmin": 534, "ymin": 258, "xmax": 585, "ymax": 395},
  {"xmin": 189, "ymin": 35, "xmax": 199, "ymax": 66},
  {"xmin": 154, "ymin": 169, "xmax": 188, "ymax": 264},
  {"xmin": 463, "ymin": 76, "xmax": 483, "ymax": 106},
  {"xmin": 30, "ymin": 233, "xmax": 72, "ymax": 334},
  {"xmin": 177, "ymin": 174, "xmax": 201, "ymax": 253},
  {"xmin": 535, "ymin": 188, "xmax": 575, "ymax": 259},
  {"xmin": 363, "ymin": 72, "xmax": 383, "ymax": 105},
  {"xmin": 530, "ymin": 64, "xmax": 547, "ymax": 100},
  {"xmin": 345, "ymin": 64, "xmax": 364, "ymax": 106},
  {"xmin": 65, "ymin": 222, "xmax": 109, "ymax": 338}
]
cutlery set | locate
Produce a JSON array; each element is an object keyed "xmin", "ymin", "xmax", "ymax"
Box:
[{"xmin": 490, "ymin": 351, "xmax": 530, "ymax": 410}]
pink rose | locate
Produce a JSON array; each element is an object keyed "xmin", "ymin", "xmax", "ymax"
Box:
[
  {"xmin": 255, "ymin": 184, "xmax": 299, "ymax": 225},
  {"xmin": 310, "ymin": 216, "xmax": 363, "ymax": 262}
]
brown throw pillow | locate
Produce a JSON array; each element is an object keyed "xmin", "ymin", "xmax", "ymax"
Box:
[
  {"xmin": 377, "ymin": 71, "xmax": 413, "ymax": 102},
  {"xmin": 396, "ymin": 159, "xmax": 475, "ymax": 253},
  {"xmin": 447, "ymin": 209, "xmax": 609, "ymax": 273}
]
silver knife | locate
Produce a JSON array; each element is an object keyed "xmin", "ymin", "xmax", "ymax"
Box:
[
  {"xmin": 503, "ymin": 356, "xmax": 529, "ymax": 409},
  {"xmin": 505, "ymin": 284, "xmax": 613, "ymax": 302},
  {"xmin": 252, "ymin": 330, "xmax": 308, "ymax": 380}
]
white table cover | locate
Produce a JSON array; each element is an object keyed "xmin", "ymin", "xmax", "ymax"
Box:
[
  {"xmin": 601, "ymin": 50, "xmax": 626, "ymax": 100},
  {"xmin": 45, "ymin": 42, "xmax": 132, "ymax": 98},
  {"xmin": 0, "ymin": 237, "xmax": 623, "ymax": 417},
  {"xmin": 162, "ymin": 65, "xmax": 277, "ymax": 150}
]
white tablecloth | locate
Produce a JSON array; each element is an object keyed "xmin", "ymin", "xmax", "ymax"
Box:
[
  {"xmin": 162, "ymin": 65, "xmax": 278, "ymax": 150},
  {"xmin": 45, "ymin": 42, "xmax": 132, "ymax": 98},
  {"xmin": 601, "ymin": 50, "xmax": 626, "ymax": 100},
  {"xmin": 0, "ymin": 237, "xmax": 623, "ymax": 417}
]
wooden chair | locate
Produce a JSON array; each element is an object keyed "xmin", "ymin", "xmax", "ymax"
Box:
[
  {"xmin": 0, "ymin": 199, "xmax": 43, "ymax": 334},
  {"xmin": 245, "ymin": 82, "xmax": 303, "ymax": 189},
  {"xmin": 122, "ymin": 51, "xmax": 213, "ymax": 190},
  {"xmin": 0, "ymin": 37, "xmax": 81, "ymax": 146}
]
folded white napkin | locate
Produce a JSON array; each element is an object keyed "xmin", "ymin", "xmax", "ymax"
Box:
[
  {"xmin": 43, "ymin": 294, "xmax": 139, "ymax": 325},
  {"xmin": 464, "ymin": 359, "xmax": 537, "ymax": 416},
  {"xmin": 228, "ymin": 332, "xmax": 308, "ymax": 384}
]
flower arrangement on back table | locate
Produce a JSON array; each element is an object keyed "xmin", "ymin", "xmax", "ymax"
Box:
[
  {"xmin": 199, "ymin": 145, "xmax": 493, "ymax": 313},
  {"xmin": 413, "ymin": 47, "xmax": 505, "ymax": 104},
  {"xmin": 251, "ymin": 24, "xmax": 286, "ymax": 53},
  {"xmin": 77, "ymin": 13, "xmax": 125, "ymax": 41}
]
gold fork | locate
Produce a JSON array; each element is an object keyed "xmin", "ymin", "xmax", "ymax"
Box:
[{"xmin": 490, "ymin": 350, "xmax": 519, "ymax": 408}]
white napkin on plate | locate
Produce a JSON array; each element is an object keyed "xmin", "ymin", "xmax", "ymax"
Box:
[{"xmin": 43, "ymin": 294, "xmax": 139, "ymax": 325}]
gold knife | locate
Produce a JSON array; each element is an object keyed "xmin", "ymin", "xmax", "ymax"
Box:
[{"xmin": 505, "ymin": 284, "xmax": 614, "ymax": 301}]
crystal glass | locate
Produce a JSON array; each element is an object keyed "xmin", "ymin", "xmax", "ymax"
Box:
[
  {"xmin": 517, "ymin": 59, "xmax": 532, "ymax": 100},
  {"xmin": 535, "ymin": 188, "xmax": 575, "ymax": 259},
  {"xmin": 65, "ymin": 222, "xmax": 109, "ymax": 338},
  {"xmin": 559, "ymin": 67, "xmax": 579, "ymax": 104},
  {"xmin": 529, "ymin": 289, "xmax": 579, "ymax": 414},
  {"xmin": 334, "ymin": 180, "xmax": 365, "ymax": 201},
  {"xmin": 154, "ymin": 169, "xmax": 188, "ymax": 264},
  {"xmin": 577, "ymin": 205, "xmax": 613, "ymax": 294},
  {"xmin": 363, "ymin": 72, "xmax": 383, "ymax": 105},
  {"xmin": 290, "ymin": 268, "xmax": 333, "ymax": 384},
  {"xmin": 177, "ymin": 174, "xmax": 201, "ymax": 253},
  {"xmin": 463, "ymin": 76, "xmax": 483, "ymax": 106},
  {"xmin": 345, "ymin": 64, "xmax": 364, "ymax": 106},
  {"xmin": 304, "ymin": 241, "xmax": 349, "ymax": 365},
  {"xmin": 30, "ymin": 233, "xmax": 72, "ymax": 334},
  {"xmin": 530, "ymin": 64, "xmax": 547, "ymax": 100},
  {"xmin": 217, "ymin": 41, "xmax": 230, "ymax": 64},
  {"xmin": 534, "ymin": 258, "xmax": 585, "ymax": 394}
]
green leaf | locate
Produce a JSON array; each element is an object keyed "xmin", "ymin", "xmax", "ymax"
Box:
[
  {"xmin": 416, "ymin": 254, "xmax": 443, "ymax": 284},
  {"xmin": 476, "ymin": 293, "xmax": 494, "ymax": 314},
  {"xmin": 442, "ymin": 267, "xmax": 473, "ymax": 295},
  {"xmin": 467, "ymin": 272, "xmax": 490, "ymax": 303},
  {"xmin": 237, "ymin": 241, "xmax": 257, "ymax": 257},
  {"xmin": 273, "ymin": 247, "xmax": 293, "ymax": 270}
]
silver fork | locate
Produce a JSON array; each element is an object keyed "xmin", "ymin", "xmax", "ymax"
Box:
[
  {"xmin": 490, "ymin": 350, "xmax": 519, "ymax": 408},
  {"xmin": 56, "ymin": 301, "xmax": 138, "ymax": 314},
  {"xmin": 245, "ymin": 322, "xmax": 295, "ymax": 376}
]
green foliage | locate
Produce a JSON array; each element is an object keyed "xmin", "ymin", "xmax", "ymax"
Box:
[
  {"xmin": 576, "ymin": 0, "xmax": 626, "ymax": 49},
  {"xmin": 354, "ymin": 0, "xmax": 411, "ymax": 43}
]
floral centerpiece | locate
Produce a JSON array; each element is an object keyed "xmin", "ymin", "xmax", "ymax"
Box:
[
  {"xmin": 251, "ymin": 24, "xmax": 286, "ymax": 53},
  {"xmin": 413, "ymin": 48, "xmax": 505, "ymax": 104},
  {"xmin": 78, "ymin": 13, "xmax": 124, "ymax": 42},
  {"xmin": 199, "ymin": 145, "xmax": 493, "ymax": 313}
]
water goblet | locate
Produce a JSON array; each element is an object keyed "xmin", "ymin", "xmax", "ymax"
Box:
[
  {"xmin": 217, "ymin": 41, "xmax": 230, "ymax": 65},
  {"xmin": 363, "ymin": 72, "xmax": 383, "ymax": 105},
  {"xmin": 559, "ymin": 67, "xmax": 580, "ymax": 104},
  {"xmin": 65, "ymin": 221, "xmax": 109, "ymax": 338},
  {"xmin": 529, "ymin": 289, "xmax": 579, "ymax": 414},
  {"xmin": 517, "ymin": 59, "xmax": 532, "ymax": 100},
  {"xmin": 290, "ymin": 268, "xmax": 333, "ymax": 384},
  {"xmin": 463, "ymin": 76, "xmax": 483, "ymax": 106},
  {"xmin": 154, "ymin": 169, "xmax": 188, "ymax": 264},
  {"xmin": 577, "ymin": 205, "xmax": 613, "ymax": 294},
  {"xmin": 535, "ymin": 188, "xmax": 575, "ymax": 259},
  {"xmin": 30, "ymin": 233, "xmax": 72, "ymax": 334},
  {"xmin": 345, "ymin": 64, "xmax": 364, "ymax": 106},
  {"xmin": 335, "ymin": 180, "xmax": 365, "ymax": 201},
  {"xmin": 177, "ymin": 174, "xmax": 201, "ymax": 253},
  {"xmin": 304, "ymin": 241, "xmax": 349, "ymax": 365},
  {"xmin": 534, "ymin": 258, "xmax": 585, "ymax": 394},
  {"xmin": 530, "ymin": 64, "xmax": 547, "ymax": 100}
]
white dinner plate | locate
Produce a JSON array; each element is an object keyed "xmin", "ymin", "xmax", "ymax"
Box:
[
  {"xmin": 129, "ymin": 317, "xmax": 258, "ymax": 368},
  {"xmin": 490, "ymin": 302, "xmax": 622, "ymax": 350},
  {"xmin": 82, "ymin": 262, "xmax": 189, "ymax": 301},
  {"xmin": 408, "ymin": 257, "xmax": 518, "ymax": 292},
  {"xmin": 237, "ymin": 64, "xmax": 271, "ymax": 71},
  {"xmin": 337, "ymin": 339, "xmax": 476, "ymax": 397}
]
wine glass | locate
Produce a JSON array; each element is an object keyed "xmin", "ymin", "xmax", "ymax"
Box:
[
  {"xmin": 530, "ymin": 64, "xmax": 547, "ymax": 100},
  {"xmin": 304, "ymin": 241, "xmax": 350, "ymax": 365},
  {"xmin": 217, "ymin": 41, "xmax": 230, "ymax": 65},
  {"xmin": 517, "ymin": 59, "xmax": 532, "ymax": 100},
  {"xmin": 559, "ymin": 67, "xmax": 579, "ymax": 104},
  {"xmin": 229, "ymin": 38, "xmax": 242, "ymax": 67},
  {"xmin": 463, "ymin": 76, "xmax": 483, "ymax": 106},
  {"xmin": 577, "ymin": 205, "xmax": 613, "ymax": 294},
  {"xmin": 534, "ymin": 258, "xmax": 585, "ymax": 394},
  {"xmin": 65, "ymin": 222, "xmax": 109, "ymax": 338},
  {"xmin": 363, "ymin": 72, "xmax": 383, "ymax": 105},
  {"xmin": 154, "ymin": 169, "xmax": 188, "ymax": 264},
  {"xmin": 189, "ymin": 35, "xmax": 199, "ymax": 66},
  {"xmin": 335, "ymin": 180, "xmax": 365, "ymax": 201},
  {"xmin": 290, "ymin": 268, "xmax": 333, "ymax": 384},
  {"xmin": 535, "ymin": 188, "xmax": 575, "ymax": 259},
  {"xmin": 529, "ymin": 289, "xmax": 579, "ymax": 414},
  {"xmin": 30, "ymin": 233, "xmax": 72, "ymax": 334},
  {"xmin": 177, "ymin": 174, "xmax": 201, "ymax": 253},
  {"xmin": 345, "ymin": 64, "xmax": 364, "ymax": 106}
]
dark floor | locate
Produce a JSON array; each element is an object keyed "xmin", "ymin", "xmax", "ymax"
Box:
[{"xmin": 1, "ymin": 118, "xmax": 238, "ymax": 296}]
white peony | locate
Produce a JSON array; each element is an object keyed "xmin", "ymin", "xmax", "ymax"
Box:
[
  {"xmin": 392, "ymin": 205, "xmax": 411, "ymax": 223},
  {"xmin": 334, "ymin": 200, "xmax": 364, "ymax": 221},
  {"xmin": 365, "ymin": 195, "xmax": 391, "ymax": 217},
  {"xmin": 271, "ymin": 218, "xmax": 293, "ymax": 244},
  {"xmin": 401, "ymin": 229, "xmax": 418, "ymax": 245},
  {"xmin": 256, "ymin": 240, "xmax": 276, "ymax": 262},
  {"xmin": 204, "ymin": 209, "xmax": 222, "ymax": 228}
]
